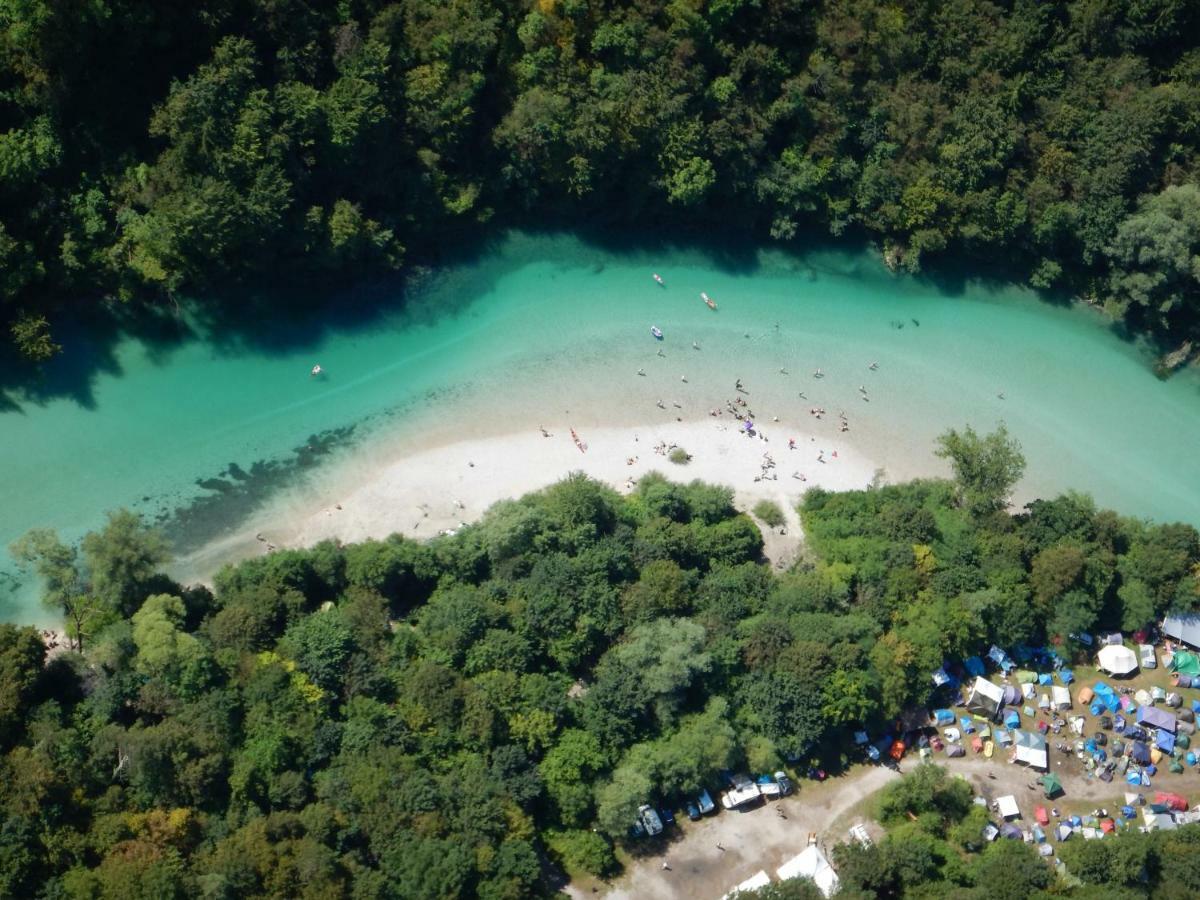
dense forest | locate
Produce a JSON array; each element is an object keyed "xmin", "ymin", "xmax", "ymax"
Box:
[
  {"xmin": 4, "ymin": 428, "xmax": 1200, "ymax": 896},
  {"xmin": 2, "ymin": 1, "xmax": 1200, "ymax": 363}
]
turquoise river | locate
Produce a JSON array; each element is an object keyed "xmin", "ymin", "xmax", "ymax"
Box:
[{"xmin": 4, "ymin": 231, "xmax": 1200, "ymax": 623}]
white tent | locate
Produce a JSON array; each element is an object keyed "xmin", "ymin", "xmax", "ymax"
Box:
[
  {"xmin": 966, "ymin": 677, "xmax": 1005, "ymax": 718},
  {"xmin": 996, "ymin": 795, "xmax": 1020, "ymax": 819},
  {"xmin": 722, "ymin": 870, "xmax": 771, "ymax": 899},
  {"xmin": 1097, "ymin": 644, "xmax": 1138, "ymax": 675},
  {"xmin": 1014, "ymin": 730, "xmax": 1048, "ymax": 770},
  {"xmin": 778, "ymin": 846, "xmax": 839, "ymax": 898},
  {"xmin": 1050, "ymin": 685, "xmax": 1071, "ymax": 709},
  {"xmin": 1163, "ymin": 614, "xmax": 1200, "ymax": 648}
]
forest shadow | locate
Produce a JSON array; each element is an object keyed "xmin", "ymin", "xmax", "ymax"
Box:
[
  {"xmin": 150, "ymin": 424, "xmax": 357, "ymax": 554},
  {"xmin": 0, "ymin": 219, "xmax": 1157, "ymax": 414}
]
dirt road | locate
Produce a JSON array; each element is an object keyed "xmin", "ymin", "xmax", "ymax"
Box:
[{"xmin": 573, "ymin": 765, "xmax": 900, "ymax": 900}]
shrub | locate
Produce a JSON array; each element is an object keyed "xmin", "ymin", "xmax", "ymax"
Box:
[
  {"xmin": 668, "ymin": 447, "xmax": 690, "ymax": 465},
  {"xmin": 753, "ymin": 500, "xmax": 786, "ymax": 528}
]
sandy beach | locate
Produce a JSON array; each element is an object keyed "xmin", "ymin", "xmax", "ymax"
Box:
[{"xmin": 173, "ymin": 416, "xmax": 883, "ymax": 582}]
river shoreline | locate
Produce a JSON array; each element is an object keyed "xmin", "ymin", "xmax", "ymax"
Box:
[{"xmin": 170, "ymin": 416, "xmax": 889, "ymax": 585}]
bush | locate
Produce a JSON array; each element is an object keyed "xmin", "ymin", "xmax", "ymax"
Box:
[
  {"xmin": 668, "ymin": 447, "xmax": 690, "ymax": 465},
  {"xmin": 753, "ymin": 500, "xmax": 786, "ymax": 528},
  {"xmin": 546, "ymin": 829, "xmax": 619, "ymax": 878}
]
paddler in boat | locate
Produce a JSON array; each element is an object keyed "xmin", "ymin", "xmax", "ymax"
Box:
[
  {"xmin": 653, "ymin": 273, "xmax": 665, "ymax": 286},
  {"xmin": 311, "ymin": 364, "xmax": 323, "ymax": 377}
]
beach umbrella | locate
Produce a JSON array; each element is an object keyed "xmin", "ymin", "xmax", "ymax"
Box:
[{"xmin": 1098, "ymin": 644, "xmax": 1138, "ymax": 675}]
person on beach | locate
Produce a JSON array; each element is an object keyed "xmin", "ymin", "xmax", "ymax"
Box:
[{"xmin": 788, "ymin": 438, "xmax": 796, "ymax": 449}]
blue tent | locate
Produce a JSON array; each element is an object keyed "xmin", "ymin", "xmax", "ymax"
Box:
[
  {"xmin": 1156, "ymin": 731, "xmax": 1176, "ymax": 754},
  {"xmin": 1059, "ymin": 669, "xmax": 1074, "ymax": 684},
  {"xmin": 1126, "ymin": 771, "xmax": 1142, "ymax": 785},
  {"xmin": 960, "ymin": 717, "xmax": 976, "ymax": 733},
  {"xmin": 1005, "ymin": 710, "xmax": 1021, "ymax": 728},
  {"xmin": 965, "ymin": 656, "xmax": 985, "ymax": 677},
  {"xmin": 989, "ymin": 645, "xmax": 1015, "ymax": 672},
  {"xmin": 1131, "ymin": 741, "xmax": 1151, "ymax": 764},
  {"xmin": 1038, "ymin": 673, "xmax": 1053, "ymax": 685},
  {"xmin": 933, "ymin": 709, "xmax": 955, "ymax": 725},
  {"xmin": 1091, "ymin": 702, "xmax": 1105, "ymax": 716},
  {"xmin": 1095, "ymin": 681, "xmax": 1112, "ymax": 695}
]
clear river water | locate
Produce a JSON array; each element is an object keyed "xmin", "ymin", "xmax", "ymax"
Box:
[{"xmin": 4, "ymin": 231, "xmax": 1200, "ymax": 624}]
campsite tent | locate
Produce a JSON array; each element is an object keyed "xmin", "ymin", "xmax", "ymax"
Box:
[
  {"xmin": 1138, "ymin": 707, "xmax": 1177, "ymax": 733},
  {"xmin": 1171, "ymin": 650, "xmax": 1200, "ymax": 676},
  {"xmin": 778, "ymin": 846, "xmax": 839, "ymax": 898},
  {"xmin": 967, "ymin": 677, "xmax": 1005, "ymax": 719},
  {"xmin": 1098, "ymin": 644, "xmax": 1139, "ymax": 675},
  {"xmin": 1051, "ymin": 685, "xmax": 1072, "ymax": 709},
  {"xmin": 1040, "ymin": 773, "xmax": 1063, "ymax": 798},
  {"xmin": 996, "ymin": 795, "xmax": 1020, "ymax": 818},
  {"xmin": 1130, "ymin": 741, "xmax": 1152, "ymax": 764},
  {"xmin": 1163, "ymin": 615, "xmax": 1200, "ymax": 649},
  {"xmin": 1014, "ymin": 730, "xmax": 1049, "ymax": 770}
]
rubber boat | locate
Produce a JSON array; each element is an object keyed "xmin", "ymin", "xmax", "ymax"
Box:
[
  {"xmin": 650, "ymin": 326, "xmax": 663, "ymax": 339},
  {"xmin": 653, "ymin": 273, "xmax": 665, "ymax": 286},
  {"xmin": 311, "ymin": 364, "xmax": 323, "ymax": 376},
  {"xmin": 701, "ymin": 292, "xmax": 717, "ymax": 310}
]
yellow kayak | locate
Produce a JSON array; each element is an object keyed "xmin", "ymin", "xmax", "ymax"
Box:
[{"xmin": 984, "ymin": 740, "xmax": 994, "ymax": 758}]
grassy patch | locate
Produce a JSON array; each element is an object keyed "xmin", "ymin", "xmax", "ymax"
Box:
[{"xmin": 753, "ymin": 499, "xmax": 786, "ymax": 528}]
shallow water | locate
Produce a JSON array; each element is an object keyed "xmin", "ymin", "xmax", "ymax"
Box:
[{"xmin": 4, "ymin": 231, "xmax": 1200, "ymax": 623}]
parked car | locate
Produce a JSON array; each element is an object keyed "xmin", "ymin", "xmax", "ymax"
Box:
[
  {"xmin": 757, "ymin": 774, "xmax": 782, "ymax": 797},
  {"xmin": 849, "ymin": 823, "xmax": 873, "ymax": 847},
  {"xmin": 638, "ymin": 804, "xmax": 663, "ymax": 836},
  {"xmin": 774, "ymin": 771, "xmax": 794, "ymax": 796},
  {"xmin": 721, "ymin": 774, "xmax": 762, "ymax": 810},
  {"xmin": 660, "ymin": 807, "xmax": 676, "ymax": 826},
  {"xmin": 697, "ymin": 789, "xmax": 716, "ymax": 815},
  {"xmin": 685, "ymin": 801, "xmax": 701, "ymax": 821}
]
